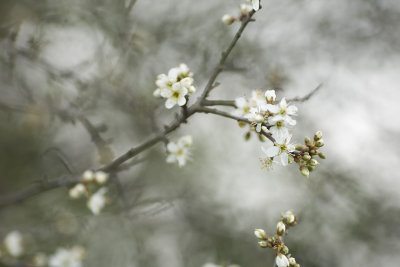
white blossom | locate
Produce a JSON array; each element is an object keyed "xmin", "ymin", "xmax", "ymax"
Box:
[
  {"xmin": 68, "ymin": 183, "xmax": 86, "ymax": 199},
  {"xmin": 154, "ymin": 64, "xmax": 196, "ymax": 108},
  {"xmin": 82, "ymin": 170, "xmax": 94, "ymax": 182},
  {"xmin": 163, "ymin": 82, "xmax": 188, "ymax": 109},
  {"xmin": 166, "ymin": 135, "xmax": 192, "ymax": 167},
  {"xmin": 251, "ymin": 0, "xmax": 260, "ymax": 11},
  {"xmin": 261, "ymin": 135, "xmax": 295, "ymax": 166},
  {"xmin": 4, "ymin": 231, "xmax": 24, "ymax": 257},
  {"xmin": 276, "ymin": 254, "xmax": 290, "ymax": 267},
  {"xmin": 94, "ymin": 171, "xmax": 109, "ymax": 184},
  {"xmin": 87, "ymin": 187, "xmax": 108, "ymax": 215},
  {"xmin": 48, "ymin": 246, "xmax": 85, "ymax": 267},
  {"xmin": 245, "ymin": 107, "xmax": 265, "ymax": 132},
  {"xmin": 233, "ymin": 97, "xmax": 250, "ymax": 117},
  {"xmin": 269, "ymin": 97, "xmax": 297, "ymax": 126}
]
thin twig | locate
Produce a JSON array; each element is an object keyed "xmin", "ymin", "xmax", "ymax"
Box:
[
  {"xmin": 287, "ymin": 84, "xmax": 322, "ymax": 103},
  {"xmin": 199, "ymin": 10, "xmax": 256, "ymax": 102}
]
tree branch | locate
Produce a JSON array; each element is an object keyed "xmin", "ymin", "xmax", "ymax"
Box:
[
  {"xmin": 0, "ymin": 11, "xmax": 258, "ymax": 208},
  {"xmin": 287, "ymin": 84, "xmax": 322, "ymax": 103},
  {"xmin": 199, "ymin": 10, "xmax": 255, "ymax": 102}
]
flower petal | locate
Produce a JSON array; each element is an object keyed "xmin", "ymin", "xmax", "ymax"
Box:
[
  {"xmin": 165, "ymin": 98, "xmax": 176, "ymax": 109},
  {"xmin": 262, "ymin": 146, "xmax": 280, "ymax": 157}
]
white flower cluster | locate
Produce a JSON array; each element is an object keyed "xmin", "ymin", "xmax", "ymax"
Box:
[
  {"xmin": 166, "ymin": 135, "xmax": 192, "ymax": 167},
  {"xmin": 222, "ymin": 0, "xmax": 259, "ymax": 25},
  {"xmin": 48, "ymin": 246, "xmax": 85, "ymax": 267},
  {"xmin": 69, "ymin": 170, "xmax": 109, "ymax": 215},
  {"xmin": 254, "ymin": 210, "xmax": 300, "ymax": 267},
  {"xmin": 233, "ymin": 89, "xmax": 297, "ymax": 166},
  {"xmin": 153, "ymin": 63, "xmax": 196, "ymax": 109},
  {"xmin": 2, "ymin": 231, "xmax": 24, "ymax": 258}
]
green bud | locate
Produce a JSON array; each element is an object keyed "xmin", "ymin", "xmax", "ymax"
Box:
[
  {"xmin": 315, "ymin": 139, "xmax": 324, "ymax": 147},
  {"xmin": 281, "ymin": 245, "xmax": 289, "ymax": 254},
  {"xmin": 309, "ymin": 159, "xmax": 319, "ymax": 166},
  {"xmin": 258, "ymin": 241, "xmax": 268, "ymax": 248},
  {"xmin": 245, "ymin": 132, "xmax": 251, "ymax": 141},
  {"xmin": 295, "ymin": 144, "xmax": 303, "ymax": 151},
  {"xmin": 307, "ymin": 166, "xmax": 315, "ymax": 172},
  {"xmin": 310, "ymin": 150, "xmax": 317, "ymax": 156},
  {"xmin": 303, "ymin": 154, "xmax": 311, "ymax": 161},
  {"xmin": 238, "ymin": 121, "xmax": 246, "ymax": 128},
  {"xmin": 304, "ymin": 137, "xmax": 311, "ymax": 143},
  {"xmin": 300, "ymin": 166, "xmax": 310, "ymax": 178},
  {"xmin": 314, "ymin": 131, "xmax": 323, "ymax": 141},
  {"xmin": 318, "ymin": 152, "xmax": 326, "ymax": 159}
]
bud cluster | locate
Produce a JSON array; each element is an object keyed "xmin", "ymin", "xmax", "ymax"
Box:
[
  {"xmin": 292, "ymin": 131, "xmax": 326, "ymax": 178},
  {"xmin": 221, "ymin": 0, "xmax": 259, "ymax": 25},
  {"xmin": 254, "ymin": 210, "xmax": 300, "ymax": 267},
  {"xmin": 69, "ymin": 170, "xmax": 110, "ymax": 215}
]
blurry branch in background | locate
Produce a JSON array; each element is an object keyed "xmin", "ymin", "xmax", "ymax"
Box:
[
  {"xmin": 287, "ymin": 83, "xmax": 322, "ymax": 103},
  {"xmin": 0, "ymin": 9, "xmax": 257, "ymax": 209},
  {"xmin": 201, "ymin": 84, "xmax": 323, "ymax": 108}
]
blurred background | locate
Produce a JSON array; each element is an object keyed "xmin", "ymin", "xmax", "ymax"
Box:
[{"xmin": 1, "ymin": 0, "xmax": 400, "ymax": 266}]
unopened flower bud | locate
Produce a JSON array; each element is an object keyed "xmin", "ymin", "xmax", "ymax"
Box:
[
  {"xmin": 222, "ymin": 14, "xmax": 235, "ymax": 25},
  {"xmin": 318, "ymin": 152, "xmax": 326, "ymax": 159},
  {"xmin": 300, "ymin": 166, "xmax": 310, "ymax": 178},
  {"xmin": 82, "ymin": 170, "xmax": 94, "ymax": 182},
  {"xmin": 304, "ymin": 137, "xmax": 310, "ymax": 143},
  {"xmin": 303, "ymin": 154, "xmax": 311, "ymax": 161},
  {"xmin": 238, "ymin": 121, "xmax": 247, "ymax": 128},
  {"xmin": 254, "ymin": 229, "xmax": 267, "ymax": 239},
  {"xmin": 265, "ymin": 90, "xmax": 276, "ymax": 103},
  {"xmin": 288, "ymin": 257, "xmax": 296, "ymax": 266},
  {"xmin": 245, "ymin": 131, "xmax": 251, "ymax": 141},
  {"xmin": 307, "ymin": 166, "xmax": 315, "ymax": 172},
  {"xmin": 309, "ymin": 159, "xmax": 319, "ymax": 166},
  {"xmin": 314, "ymin": 131, "xmax": 323, "ymax": 141},
  {"xmin": 258, "ymin": 241, "xmax": 268, "ymax": 248},
  {"xmin": 276, "ymin": 221, "xmax": 286, "ymax": 235},
  {"xmin": 315, "ymin": 139, "xmax": 324, "ymax": 147},
  {"xmin": 283, "ymin": 210, "xmax": 296, "ymax": 224},
  {"xmin": 309, "ymin": 150, "xmax": 317, "ymax": 156},
  {"xmin": 94, "ymin": 171, "xmax": 109, "ymax": 184},
  {"xmin": 281, "ymin": 245, "xmax": 289, "ymax": 254},
  {"xmin": 69, "ymin": 183, "xmax": 86, "ymax": 199},
  {"xmin": 240, "ymin": 3, "xmax": 253, "ymax": 16}
]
